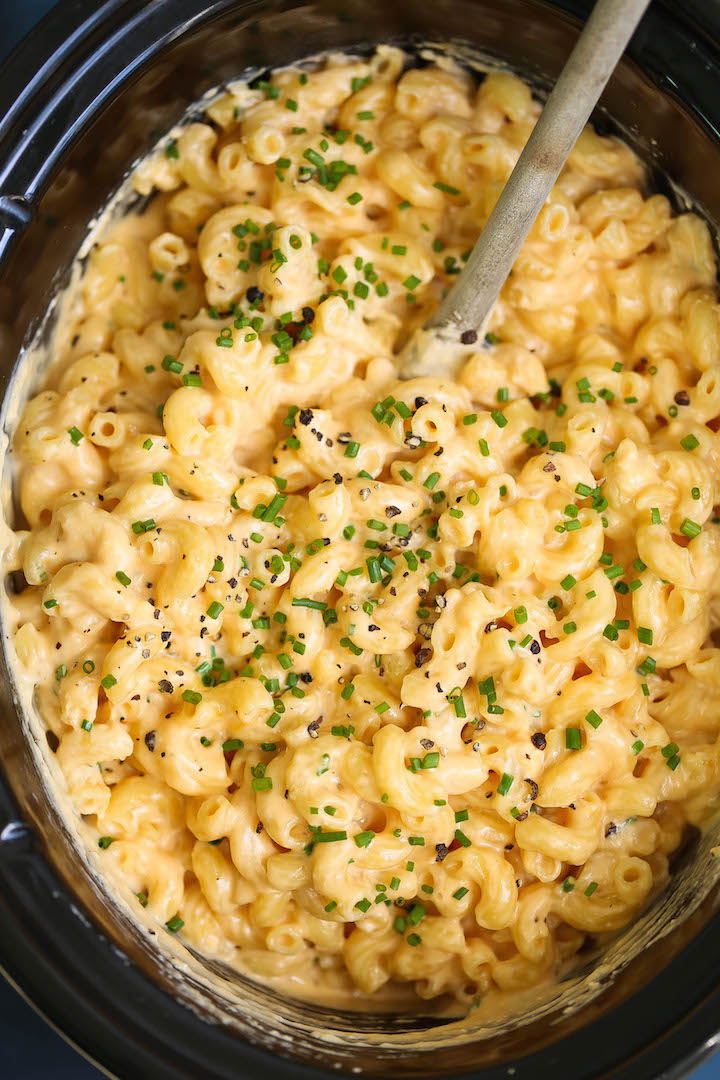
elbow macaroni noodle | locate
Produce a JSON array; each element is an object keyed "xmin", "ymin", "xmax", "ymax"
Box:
[{"xmin": 6, "ymin": 48, "xmax": 720, "ymax": 1010}]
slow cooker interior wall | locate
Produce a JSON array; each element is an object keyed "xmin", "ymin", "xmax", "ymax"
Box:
[{"xmin": 1, "ymin": 1, "xmax": 720, "ymax": 1077}]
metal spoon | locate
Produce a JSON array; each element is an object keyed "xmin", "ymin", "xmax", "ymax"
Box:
[{"xmin": 399, "ymin": 0, "xmax": 651, "ymax": 379}]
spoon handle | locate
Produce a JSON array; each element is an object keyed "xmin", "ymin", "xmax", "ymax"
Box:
[{"xmin": 426, "ymin": 0, "xmax": 651, "ymax": 340}]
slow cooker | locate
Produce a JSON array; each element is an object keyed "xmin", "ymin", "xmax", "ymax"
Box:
[{"xmin": 1, "ymin": 2, "xmax": 720, "ymax": 1078}]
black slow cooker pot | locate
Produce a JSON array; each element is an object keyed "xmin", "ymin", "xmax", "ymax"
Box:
[{"xmin": 1, "ymin": 2, "xmax": 720, "ymax": 1078}]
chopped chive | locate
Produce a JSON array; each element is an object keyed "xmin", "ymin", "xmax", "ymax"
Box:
[
  {"xmin": 131, "ymin": 519, "xmax": 156, "ymax": 534},
  {"xmin": 353, "ymin": 831, "xmax": 375, "ymax": 848},
  {"xmin": 434, "ymin": 181, "xmax": 460, "ymax": 195},
  {"xmin": 222, "ymin": 739, "xmax": 244, "ymax": 752},
  {"xmin": 292, "ymin": 598, "xmax": 327, "ymax": 611},
  {"xmin": 407, "ymin": 903, "xmax": 425, "ymax": 926},
  {"xmin": 565, "ymin": 728, "xmax": 582, "ymax": 750},
  {"xmin": 497, "ymin": 772, "xmax": 513, "ymax": 796}
]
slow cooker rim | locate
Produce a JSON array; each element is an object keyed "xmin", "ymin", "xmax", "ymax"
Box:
[
  {"xmin": 1, "ymin": 2, "xmax": 720, "ymax": 1079},
  {"xmin": 3, "ymin": 0, "xmax": 720, "ymax": 219}
]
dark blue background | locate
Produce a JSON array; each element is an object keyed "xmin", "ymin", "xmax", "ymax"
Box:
[{"xmin": 0, "ymin": 2, "xmax": 718, "ymax": 1077}]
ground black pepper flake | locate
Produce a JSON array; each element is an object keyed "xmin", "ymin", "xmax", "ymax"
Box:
[{"xmin": 525, "ymin": 778, "xmax": 539, "ymax": 801}]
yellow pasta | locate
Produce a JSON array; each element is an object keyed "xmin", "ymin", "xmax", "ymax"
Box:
[{"xmin": 5, "ymin": 49, "xmax": 720, "ymax": 1014}]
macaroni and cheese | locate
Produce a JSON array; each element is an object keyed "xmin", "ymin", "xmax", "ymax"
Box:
[{"xmin": 5, "ymin": 48, "xmax": 720, "ymax": 1010}]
